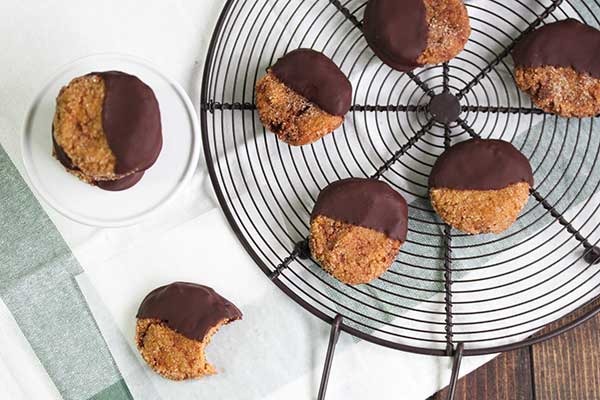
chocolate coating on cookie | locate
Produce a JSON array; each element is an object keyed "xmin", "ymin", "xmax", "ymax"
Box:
[
  {"xmin": 96, "ymin": 171, "xmax": 145, "ymax": 191},
  {"xmin": 270, "ymin": 49, "xmax": 352, "ymax": 116},
  {"xmin": 363, "ymin": 0, "xmax": 428, "ymax": 72},
  {"xmin": 429, "ymin": 139, "xmax": 534, "ymax": 191},
  {"xmin": 53, "ymin": 137, "xmax": 145, "ymax": 191},
  {"xmin": 95, "ymin": 71, "xmax": 162, "ymax": 174},
  {"xmin": 53, "ymin": 135, "xmax": 77, "ymax": 170},
  {"xmin": 513, "ymin": 19, "xmax": 600, "ymax": 79},
  {"xmin": 137, "ymin": 282, "xmax": 242, "ymax": 341},
  {"xmin": 311, "ymin": 178, "xmax": 409, "ymax": 242}
]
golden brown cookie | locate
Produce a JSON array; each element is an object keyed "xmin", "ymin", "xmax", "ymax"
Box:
[
  {"xmin": 309, "ymin": 178, "xmax": 409, "ymax": 285},
  {"xmin": 363, "ymin": 0, "xmax": 470, "ymax": 72},
  {"xmin": 512, "ymin": 19, "xmax": 600, "ymax": 118},
  {"xmin": 418, "ymin": 0, "xmax": 471, "ymax": 65},
  {"xmin": 255, "ymin": 49, "xmax": 352, "ymax": 146},
  {"xmin": 310, "ymin": 215, "xmax": 402, "ymax": 285},
  {"xmin": 430, "ymin": 183, "xmax": 531, "ymax": 234},
  {"xmin": 514, "ymin": 66, "xmax": 600, "ymax": 118},
  {"xmin": 53, "ymin": 75, "xmax": 116, "ymax": 179},
  {"xmin": 52, "ymin": 71, "xmax": 162, "ymax": 191},
  {"xmin": 429, "ymin": 139, "xmax": 533, "ymax": 235},
  {"xmin": 135, "ymin": 282, "xmax": 242, "ymax": 381},
  {"xmin": 136, "ymin": 318, "xmax": 224, "ymax": 380}
]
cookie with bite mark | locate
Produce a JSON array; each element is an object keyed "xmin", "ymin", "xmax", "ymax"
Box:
[{"xmin": 135, "ymin": 282, "xmax": 242, "ymax": 381}]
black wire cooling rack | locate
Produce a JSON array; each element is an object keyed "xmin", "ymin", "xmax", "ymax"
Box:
[{"xmin": 200, "ymin": 0, "xmax": 600, "ymax": 398}]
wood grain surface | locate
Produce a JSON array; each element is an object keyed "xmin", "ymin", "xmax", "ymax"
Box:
[{"xmin": 429, "ymin": 298, "xmax": 600, "ymax": 400}]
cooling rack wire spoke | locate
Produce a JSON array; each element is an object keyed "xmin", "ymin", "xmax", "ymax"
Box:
[
  {"xmin": 350, "ymin": 104, "xmax": 427, "ymax": 112},
  {"xmin": 328, "ymin": 0, "xmax": 362, "ymax": 29},
  {"xmin": 269, "ymin": 239, "xmax": 310, "ymax": 280},
  {"xmin": 529, "ymin": 189, "xmax": 600, "ymax": 263},
  {"xmin": 371, "ymin": 119, "xmax": 436, "ymax": 179},
  {"xmin": 327, "ymin": 0, "xmax": 435, "ymax": 96},
  {"xmin": 202, "ymin": 101, "xmax": 257, "ymax": 112},
  {"xmin": 202, "ymin": 101, "xmax": 431, "ymax": 113},
  {"xmin": 442, "ymin": 120, "xmax": 455, "ymax": 355},
  {"xmin": 442, "ymin": 62, "xmax": 450, "ymax": 92},
  {"xmin": 461, "ymin": 105, "xmax": 548, "ymax": 115},
  {"xmin": 456, "ymin": 0, "xmax": 564, "ymax": 100},
  {"xmin": 456, "ymin": 117, "xmax": 480, "ymax": 139}
]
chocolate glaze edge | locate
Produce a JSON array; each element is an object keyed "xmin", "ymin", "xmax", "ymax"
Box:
[
  {"xmin": 311, "ymin": 178, "xmax": 409, "ymax": 242},
  {"xmin": 363, "ymin": 0, "xmax": 428, "ymax": 72},
  {"xmin": 512, "ymin": 19, "xmax": 600, "ymax": 79},
  {"xmin": 270, "ymin": 49, "xmax": 352, "ymax": 116},
  {"xmin": 137, "ymin": 282, "xmax": 242, "ymax": 341},
  {"xmin": 52, "ymin": 136, "xmax": 144, "ymax": 191},
  {"xmin": 95, "ymin": 71, "xmax": 163, "ymax": 175},
  {"xmin": 429, "ymin": 139, "xmax": 534, "ymax": 191}
]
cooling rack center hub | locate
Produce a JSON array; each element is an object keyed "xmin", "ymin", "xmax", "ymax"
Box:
[{"xmin": 428, "ymin": 92, "xmax": 461, "ymax": 124}]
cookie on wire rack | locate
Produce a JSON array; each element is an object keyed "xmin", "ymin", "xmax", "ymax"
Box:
[
  {"xmin": 512, "ymin": 19, "xmax": 600, "ymax": 118},
  {"xmin": 363, "ymin": 0, "xmax": 471, "ymax": 72},
  {"xmin": 256, "ymin": 49, "xmax": 352, "ymax": 146},
  {"xmin": 429, "ymin": 139, "xmax": 534, "ymax": 235},
  {"xmin": 309, "ymin": 178, "xmax": 409, "ymax": 285},
  {"xmin": 135, "ymin": 282, "xmax": 242, "ymax": 381}
]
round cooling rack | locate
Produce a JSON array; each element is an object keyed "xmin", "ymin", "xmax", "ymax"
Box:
[{"xmin": 200, "ymin": 0, "xmax": 600, "ymax": 397}]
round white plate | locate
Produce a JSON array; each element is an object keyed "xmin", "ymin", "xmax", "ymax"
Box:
[{"xmin": 22, "ymin": 54, "xmax": 200, "ymax": 227}]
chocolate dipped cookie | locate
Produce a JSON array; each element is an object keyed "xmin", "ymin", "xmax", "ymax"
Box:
[
  {"xmin": 135, "ymin": 282, "xmax": 242, "ymax": 381},
  {"xmin": 52, "ymin": 71, "xmax": 162, "ymax": 191},
  {"xmin": 429, "ymin": 139, "xmax": 533, "ymax": 234},
  {"xmin": 513, "ymin": 19, "xmax": 600, "ymax": 118},
  {"xmin": 309, "ymin": 178, "xmax": 409, "ymax": 285},
  {"xmin": 256, "ymin": 49, "xmax": 352, "ymax": 146},
  {"xmin": 363, "ymin": 0, "xmax": 470, "ymax": 72}
]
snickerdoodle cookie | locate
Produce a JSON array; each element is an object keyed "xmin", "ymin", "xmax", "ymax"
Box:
[
  {"xmin": 363, "ymin": 0, "xmax": 470, "ymax": 71},
  {"xmin": 52, "ymin": 71, "xmax": 162, "ymax": 191},
  {"xmin": 256, "ymin": 49, "xmax": 352, "ymax": 146},
  {"xmin": 310, "ymin": 178, "xmax": 409, "ymax": 285},
  {"xmin": 513, "ymin": 19, "xmax": 600, "ymax": 118},
  {"xmin": 429, "ymin": 139, "xmax": 533, "ymax": 235}
]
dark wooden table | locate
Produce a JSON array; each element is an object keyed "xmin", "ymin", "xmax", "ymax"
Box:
[{"xmin": 429, "ymin": 300, "xmax": 600, "ymax": 400}]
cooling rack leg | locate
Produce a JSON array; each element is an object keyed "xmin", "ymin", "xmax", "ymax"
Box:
[
  {"xmin": 317, "ymin": 315, "xmax": 344, "ymax": 400},
  {"xmin": 446, "ymin": 343, "xmax": 465, "ymax": 400}
]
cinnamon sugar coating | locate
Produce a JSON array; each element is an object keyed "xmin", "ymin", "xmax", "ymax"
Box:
[
  {"xmin": 430, "ymin": 182, "xmax": 530, "ymax": 234},
  {"xmin": 255, "ymin": 72, "xmax": 344, "ymax": 146},
  {"xmin": 515, "ymin": 66, "xmax": 600, "ymax": 118},
  {"xmin": 135, "ymin": 318, "xmax": 228, "ymax": 381},
  {"xmin": 310, "ymin": 215, "xmax": 402, "ymax": 285},
  {"xmin": 417, "ymin": 0, "xmax": 471, "ymax": 65}
]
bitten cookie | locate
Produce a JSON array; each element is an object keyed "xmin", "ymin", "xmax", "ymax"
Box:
[
  {"xmin": 256, "ymin": 49, "xmax": 352, "ymax": 146},
  {"xmin": 135, "ymin": 282, "xmax": 242, "ymax": 381},
  {"xmin": 512, "ymin": 19, "xmax": 600, "ymax": 118},
  {"xmin": 309, "ymin": 178, "xmax": 409, "ymax": 285},
  {"xmin": 429, "ymin": 139, "xmax": 534, "ymax": 234},
  {"xmin": 52, "ymin": 71, "xmax": 162, "ymax": 191},
  {"xmin": 363, "ymin": 0, "xmax": 470, "ymax": 72}
]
